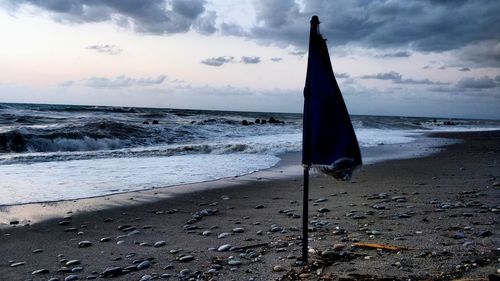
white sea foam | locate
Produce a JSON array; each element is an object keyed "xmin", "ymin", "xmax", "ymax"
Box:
[
  {"xmin": 0, "ymin": 153, "xmax": 280, "ymax": 205},
  {"xmin": 1, "ymin": 103, "xmax": 499, "ymax": 205}
]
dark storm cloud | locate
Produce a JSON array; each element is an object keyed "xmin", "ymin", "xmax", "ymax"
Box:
[
  {"xmin": 3, "ymin": 0, "xmax": 216, "ymax": 35},
  {"xmin": 361, "ymin": 71, "xmax": 448, "ymax": 85},
  {"xmin": 457, "ymin": 76, "xmax": 498, "ymax": 89},
  {"xmin": 201, "ymin": 56, "xmax": 234, "ymax": 67},
  {"xmin": 86, "ymin": 44, "xmax": 122, "ymax": 55},
  {"xmin": 239, "ymin": 0, "xmax": 500, "ymax": 67},
  {"xmin": 241, "ymin": 56, "xmax": 261, "ymax": 64}
]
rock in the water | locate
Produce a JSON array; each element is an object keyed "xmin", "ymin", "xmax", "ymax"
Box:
[
  {"xmin": 217, "ymin": 244, "xmax": 232, "ymax": 252},
  {"xmin": 78, "ymin": 241, "xmax": 92, "ymax": 248},
  {"xmin": 101, "ymin": 267, "xmax": 123, "ymax": 278},
  {"xmin": 32, "ymin": 268, "xmax": 50, "ymax": 275},
  {"xmin": 154, "ymin": 240, "xmax": 166, "ymax": 247}
]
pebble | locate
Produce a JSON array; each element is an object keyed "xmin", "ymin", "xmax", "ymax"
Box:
[
  {"xmin": 10, "ymin": 220, "xmax": 19, "ymax": 225},
  {"xmin": 100, "ymin": 237, "xmax": 111, "ymax": 242},
  {"xmin": 140, "ymin": 275, "xmax": 152, "ymax": 281},
  {"xmin": 64, "ymin": 274, "xmax": 78, "ymax": 281},
  {"xmin": 32, "ymin": 268, "xmax": 50, "ymax": 275},
  {"xmin": 233, "ymin": 227, "xmax": 245, "ymax": 233},
  {"xmin": 202, "ymin": 230, "xmax": 212, "ymax": 236},
  {"xmin": 317, "ymin": 207, "xmax": 330, "ymax": 213},
  {"xmin": 71, "ymin": 267, "xmax": 83, "ymax": 272},
  {"xmin": 273, "ymin": 265, "xmax": 284, "ymax": 272},
  {"xmin": 478, "ymin": 230, "xmax": 492, "ymax": 237},
  {"xmin": 179, "ymin": 255, "xmax": 195, "ymax": 262},
  {"xmin": 218, "ymin": 244, "xmax": 232, "ymax": 252},
  {"xmin": 218, "ymin": 232, "xmax": 231, "ymax": 238},
  {"xmin": 66, "ymin": 260, "xmax": 80, "ymax": 266},
  {"xmin": 315, "ymin": 198, "xmax": 328, "ymax": 203},
  {"xmin": 180, "ymin": 269, "xmax": 192, "ymax": 276},
  {"xmin": 255, "ymin": 204, "xmax": 265, "ymax": 209},
  {"xmin": 154, "ymin": 240, "xmax": 166, "ymax": 247},
  {"xmin": 137, "ymin": 260, "xmax": 151, "ymax": 270},
  {"xmin": 78, "ymin": 241, "xmax": 92, "ymax": 248},
  {"xmin": 228, "ymin": 259, "xmax": 242, "ymax": 266},
  {"xmin": 10, "ymin": 262, "xmax": 25, "ymax": 267},
  {"xmin": 450, "ymin": 232, "xmax": 465, "ymax": 239},
  {"xmin": 333, "ymin": 243, "xmax": 346, "ymax": 251},
  {"xmin": 32, "ymin": 248, "xmax": 44, "ymax": 253},
  {"xmin": 101, "ymin": 267, "xmax": 123, "ymax": 278}
]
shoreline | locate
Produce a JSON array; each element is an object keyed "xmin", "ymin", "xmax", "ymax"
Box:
[
  {"xmin": 0, "ymin": 130, "xmax": 498, "ymax": 280},
  {"xmin": 1, "ymin": 130, "xmax": 455, "ymax": 226}
]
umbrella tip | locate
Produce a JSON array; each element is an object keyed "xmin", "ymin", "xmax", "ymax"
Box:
[{"xmin": 311, "ymin": 16, "xmax": 320, "ymax": 26}]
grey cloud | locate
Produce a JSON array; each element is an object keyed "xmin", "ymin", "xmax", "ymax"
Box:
[
  {"xmin": 361, "ymin": 71, "xmax": 447, "ymax": 85},
  {"xmin": 3, "ymin": 0, "xmax": 216, "ymax": 35},
  {"xmin": 456, "ymin": 41, "xmax": 500, "ymax": 68},
  {"xmin": 496, "ymin": 75, "xmax": 500, "ymax": 82},
  {"xmin": 201, "ymin": 56, "xmax": 234, "ymax": 67},
  {"xmin": 86, "ymin": 44, "xmax": 122, "ymax": 55},
  {"xmin": 335, "ymin": 72, "xmax": 350, "ymax": 79},
  {"xmin": 376, "ymin": 51, "xmax": 411, "ymax": 58},
  {"xmin": 194, "ymin": 10, "xmax": 216, "ymax": 35},
  {"xmin": 241, "ymin": 0, "xmax": 499, "ymax": 67},
  {"xmin": 270, "ymin": 57, "xmax": 283, "ymax": 62},
  {"xmin": 361, "ymin": 72, "xmax": 402, "ymax": 81},
  {"xmin": 289, "ymin": 50, "xmax": 307, "ymax": 57},
  {"xmin": 220, "ymin": 22, "xmax": 246, "ymax": 36},
  {"xmin": 457, "ymin": 76, "xmax": 498, "ymax": 89},
  {"xmin": 241, "ymin": 56, "xmax": 261, "ymax": 64},
  {"xmin": 458, "ymin": 67, "xmax": 471, "ymax": 72},
  {"xmin": 85, "ymin": 75, "xmax": 166, "ymax": 88}
]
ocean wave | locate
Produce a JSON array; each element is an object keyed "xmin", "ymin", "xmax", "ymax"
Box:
[{"xmin": 0, "ymin": 120, "xmax": 157, "ymax": 153}]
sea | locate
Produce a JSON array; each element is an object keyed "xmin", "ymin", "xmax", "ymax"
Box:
[{"xmin": 1, "ymin": 102, "xmax": 499, "ymax": 206}]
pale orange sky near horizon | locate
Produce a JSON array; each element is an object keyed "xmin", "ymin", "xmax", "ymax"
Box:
[{"xmin": 0, "ymin": 0, "xmax": 499, "ymax": 119}]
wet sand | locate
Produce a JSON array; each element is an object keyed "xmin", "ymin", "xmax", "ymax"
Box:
[{"xmin": 0, "ymin": 131, "xmax": 498, "ymax": 281}]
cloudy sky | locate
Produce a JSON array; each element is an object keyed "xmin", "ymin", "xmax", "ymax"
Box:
[{"xmin": 0, "ymin": 0, "xmax": 499, "ymax": 119}]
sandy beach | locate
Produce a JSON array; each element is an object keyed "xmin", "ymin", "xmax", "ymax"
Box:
[{"xmin": 0, "ymin": 130, "xmax": 498, "ymax": 281}]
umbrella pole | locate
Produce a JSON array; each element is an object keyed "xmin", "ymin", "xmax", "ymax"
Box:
[{"xmin": 302, "ymin": 166, "xmax": 310, "ymax": 264}]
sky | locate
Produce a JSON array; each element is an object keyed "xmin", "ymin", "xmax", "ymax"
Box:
[{"xmin": 0, "ymin": 0, "xmax": 499, "ymax": 119}]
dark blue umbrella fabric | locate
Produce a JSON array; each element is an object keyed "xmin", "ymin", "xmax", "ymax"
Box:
[{"xmin": 302, "ymin": 16, "xmax": 362, "ymax": 180}]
